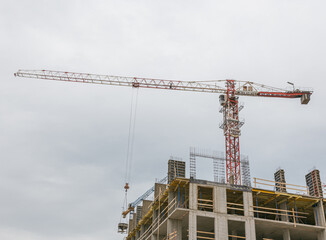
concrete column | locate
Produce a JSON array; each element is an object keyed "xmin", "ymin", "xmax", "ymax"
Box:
[
  {"xmin": 168, "ymin": 190, "xmax": 176, "ymax": 215},
  {"xmin": 176, "ymin": 220, "xmax": 182, "ymax": 240},
  {"xmin": 151, "ymin": 209, "xmax": 158, "ymax": 240},
  {"xmin": 151, "ymin": 234, "xmax": 164, "ymax": 240},
  {"xmin": 280, "ymin": 202, "xmax": 289, "ymax": 222},
  {"xmin": 189, "ymin": 183, "xmax": 197, "ymax": 210},
  {"xmin": 243, "ymin": 191, "xmax": 254, "ymax": 217},
  {"xmin": 243, "ymin": 191, "xmax": 256, "ymax": 240},
  {"xmin": 314, "ymin": 200, "xmax": 326, "ymax": 227},
  {"xmin": 189, "ymin": 211, "xmax": 197, "ymax": 240},
  {"xmin": 214, "ymin": 186, "xmax": 227, "ymax": 214},
  {"xmin": 283, "ymin": 229, "xmax": 290, "ymax": 240},
  {"xmin": 150, "ymin": 234, "xmax": 157, "ymax": 240},
  {"xmin": 140, "ymin": 225, "xmax": 145, "ymax": 235},
  {"xmin": 245, "ymin": 218, "xmax": 256, "ymax": 240},
  {"xmin": 215, "ymin": 215, "xmax": 228, "ymax": 240},
  {"xmin": 167, "ymin": 219, "xmax": 182, "ymax": 240},
  {"xmin": 317, "ymin": 230, "xmax": 326, "ymax": 240}
]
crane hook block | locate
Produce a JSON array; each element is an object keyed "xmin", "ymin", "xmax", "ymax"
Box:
[
  {"xmin": 118, "ymin": 223, "xmax": 128, "ymax": 234},
  {"xmin": 124, "ymin": 183, "xmax": 130, "ymax": 191}
]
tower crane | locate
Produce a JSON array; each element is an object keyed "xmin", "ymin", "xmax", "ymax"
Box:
[{"xmin": 14, "ymin": 70, "xmax": 313, "ymax": 185}]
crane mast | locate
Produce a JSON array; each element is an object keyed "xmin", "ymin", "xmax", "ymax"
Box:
[
  {"xmin": 14, "ymin": 69, "xmax": 313, "ymax": 185},
  {"xmin": 220, "ymin": 80, "xmax": 243, "ymax": 184}
]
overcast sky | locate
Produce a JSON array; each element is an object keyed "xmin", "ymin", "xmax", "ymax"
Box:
[{"xmin": 1, "ymin": 1, "xmax": 326, "ymax": 239}]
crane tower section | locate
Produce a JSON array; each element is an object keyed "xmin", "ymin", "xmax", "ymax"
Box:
[{"xmin": 219, "ymin": 80, "xmax": 244, "ymax": 185}]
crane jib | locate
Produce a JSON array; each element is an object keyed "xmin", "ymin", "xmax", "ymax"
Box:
[{"xmin": 14, "ymin": 70, "xmax": 313, "ymax": 101}]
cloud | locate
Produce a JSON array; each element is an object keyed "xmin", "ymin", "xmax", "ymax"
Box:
[{"xmin": 1, "ymin": 0, "xmax": 326, "ymax": 239}]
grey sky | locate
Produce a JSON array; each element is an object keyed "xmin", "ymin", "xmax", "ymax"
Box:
[{"xmin": 1, "ymin": 0, "xmax": 326, "ymax": 239}]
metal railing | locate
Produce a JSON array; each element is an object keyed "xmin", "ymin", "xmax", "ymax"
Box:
[{"xmin": 253, "ymin": 177, "xmax": 309, "ymax": 195}]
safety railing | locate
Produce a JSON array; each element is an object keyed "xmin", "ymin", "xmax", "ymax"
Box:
[
  {"xmin": 187, "ymin": 230, "xmax": 215, "ymax": 240},
  {"xmin": 197, "ymin": 230, "xmax": 215, "ymax": 239},
  {"xmin": 252, "ymin": 205, "xmax": 308, "ymax": 225},
  {"xmin": 253, "ymin": 177, "xmax": 309, "ymax": 195},
  {"xmin": 187, "ymin": 230, "xmax": 246, "ymax": 239},
  {"xmin": 137, "ymin": 198, "xmax": 178, "ymax": 240},
  {"xmin": 162, "ymin": 231, "xmax": 177, "ymax": 240},
  {"xmin": 227, "ymin": 202, "xmax": 244, "ymax": 215},
  {"xmin": 228, "ymin": 235, "xmax": 246, "ymax": 239},
  {"xmin": 198, "ymin": 198, "xmax": 214, "ymax": 211}
]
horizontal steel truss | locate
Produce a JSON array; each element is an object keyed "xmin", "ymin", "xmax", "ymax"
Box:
[{"xmin": 15, "ymin": 70, "xmax": 312, "ymax": 98}]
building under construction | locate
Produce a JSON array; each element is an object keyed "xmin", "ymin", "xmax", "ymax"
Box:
[
  {"xmin": 14, "ymin": 69, "xmax": 316, "ymax": 240},
  {"xmin": 124, "ymin": 152, "xmax": 326, "ymax": 240}
]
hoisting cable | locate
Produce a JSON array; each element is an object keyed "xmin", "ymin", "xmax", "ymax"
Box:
[
  {"xmin": 121, "ymin": 87, "xmax": 139, "ymax": 219},
  {"xmin": 123, "ymin": 89, "xmax": 135, "ymax": 193},
  {"xmin": 124, "ymin": 87, "xmax": 139, "ymax": 189},
  {"xmin": 119, "ymin": 189, "xmax": 128, "ymax": 223},
  {"xmin": 128, "ymin": 87, "xmax": 139, "ymax": 185}
]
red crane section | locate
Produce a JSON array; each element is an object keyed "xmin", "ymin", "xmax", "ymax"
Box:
[
  {"xmin": 14, "ymin": 69, "xmax": 313, "ymax": 185},
  {"xmin": 220, "ymin": 80, "xmax": 242, "ymax": 184}
]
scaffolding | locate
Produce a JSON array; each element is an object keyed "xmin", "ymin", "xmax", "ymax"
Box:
[
  {"xmin": 190, "ymin": 147, "xmax": 251, "ymax": 186},
  {"xmin": 127, "ymin": 178, "xmax": 189, "ymax": 240},
  {"xmin": 241, "ymin": 155, "xmax": 251, "ymax": 187},
  {"xmin": 189, "ymin": 147, "xmax": 197, "ymax": 179},
  {"xmin": 190, "ymin": 147, "xmax": 225, "ymax": 183}
]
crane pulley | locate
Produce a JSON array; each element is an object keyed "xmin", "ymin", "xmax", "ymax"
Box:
[{"xmin": 14, "ymin": 69, "xmax": 313, "ymax": 185}]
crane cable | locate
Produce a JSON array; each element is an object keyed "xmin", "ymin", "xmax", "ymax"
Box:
[
  {"xmin": 121, "ymin": 87, "xmax": 139, "ymax": 218},
  {"xmin": 125, "ymin": 87, "xmax": 139, "ymax": 187}
]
